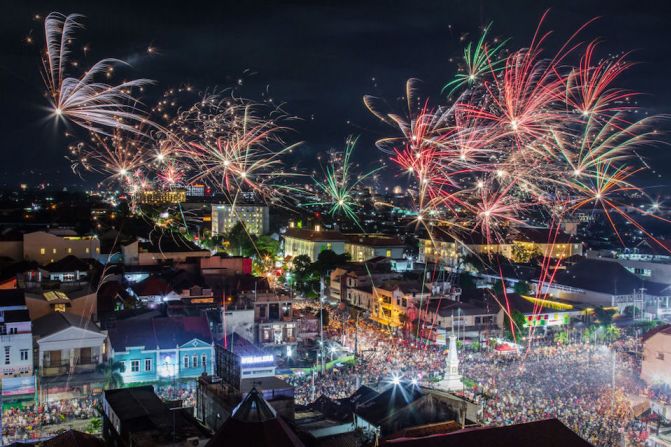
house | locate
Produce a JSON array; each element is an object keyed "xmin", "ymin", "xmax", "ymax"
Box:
[
  {"xmin": 131, "ymin": 276, "xmax": 180, "ymax": 307},
  {"xmin": 240, "ymin": 290, "xmax": 298, "ymax": 348},
  {"xmin": 370, "ymin": 281, "xmax": 432, "ymax": 328},
  {"xmin": 329, "ymin": 260, "xmax": 400, "ymax": 302},
  {"xmin": 107, "ymin": 316, "xmax": 214, "ymax": 384},
  {"xmin": 205, "ymin": 387, "xmax": 305, "ymax": 447},
  {"xmin": 122, "ymin": 236, "xmax": 210, "ymax": 266},
  {"xmin": 418, "ymin": 301, "xmax": 498, "ymax": 341},
  {"xmin": 23, "ymin": 230, "xmax": 100, "ymax": 264},
  {"xmin": 0, "ymin": 289, "xmax": 33, "ymax": 378},
  {"xmin": 283, "ymin": 226, "xmax": 346, "ymax": 261},
  {"xmin": 32, "ymin": 312, "xmax": 106, "ymax": 378},
  {"xmin": 641, "ymin": 324, "xmax": 671, "ymax": 387},
  {"xmin": 492, "ymin": 293, "xmax": 583, "ymax": 333},
  {"xmin": 24, "ymin": 287, "xmax": 98, "ymax": 321},
  {"xmin": 418, "ymin": 233, "xmax": 459, "ymax": 267},
  {"xmin": 35, "ymin": 429, "xmax": 105, "ymax": 447},
  {"xmin": 102, "ymin": 386, "xmax": 210, "ymax": 447},
  {"xmin": 200, "ymin": 255, "xmax": 252, "ymax": 277},
  {"xmin": 41, "ymin": 255, "xmax": 94, "ymax": 285}
]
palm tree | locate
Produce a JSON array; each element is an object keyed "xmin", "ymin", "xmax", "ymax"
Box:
[{"xmin": 97, "ymin": 360, "xmax": 125, "ymax": 390}]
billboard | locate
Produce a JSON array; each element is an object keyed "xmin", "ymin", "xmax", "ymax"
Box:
[{"xmin": 2, "ymin": 376, "xmax": 36, "ymax": 397}]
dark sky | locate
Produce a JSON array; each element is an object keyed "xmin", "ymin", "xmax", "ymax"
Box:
[{"xmin": 2, "ymin": 0, "xmax": 671, "ymax": 189}]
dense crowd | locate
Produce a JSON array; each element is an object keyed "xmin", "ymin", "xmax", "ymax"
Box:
[
  {"xmin": 2, "ymin": 397, "xmax": 99, "ymax": 443},
  {"xmin": 288, "ymin": 317, "xmax": 670, "ymax": 447}
]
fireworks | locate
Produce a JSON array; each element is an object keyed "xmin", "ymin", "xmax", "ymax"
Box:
[
  {"xmin": 309, "ymin": 137, "xmax": 382, "ymax": 227},
  {"xmin": 41, "ymin": 13, "xmax": 153, "ymax": 136}
]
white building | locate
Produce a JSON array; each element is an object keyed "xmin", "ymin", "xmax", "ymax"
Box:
[
  {"xmin": 23, "ymin": 230, "xmax": 100, "ymax": 264},
  {"xmin": 0, "ymin": 290, "xmax": 33, "ymax": 378},
  {"xmin": 212, "ymin": 204, "xmax": 269, "ymax": 236}
]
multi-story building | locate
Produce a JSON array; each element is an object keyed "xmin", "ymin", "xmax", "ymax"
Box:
[
  {"xmin": 641, "ymin": 324, "xmax": 671, "ymax": 387},
  {"xmin": 32, "ymin": 312, "xmax": 106, "ymax": 380},
  {"xmin": 245, "ymin": 291, "xmax": 298, "ymax": 348},
  {"xmin": 0, "ymin": 290, "xmax": 33, "ymax": 378},
  {"xmin": 419, "ymin": 234, "xmax": 459, "ymax": 267},
  {"xmin": 283, "ymin": 226, "xmax": 346, "ymax": 261},
  {"xmin": 135, "ymin": 189, "xmax": 186, "ymax": 205},
  {"xmin": 329, "ymin": 260, "xmax": 401, "ymax": 302},
  {"xmin": 370, "ymin": 280, "xmax": 432, "ymax": 328},
  {"xmin": 23, "ymin": 230, "xmax": 100, "ymax": 264},
  {"xmin": 214, "ymin": 334, "xmax": 277, "ymax": 389},
  {"xmin": 212, "ymin": 204, "xmax": 269, "ymax": 236},
  {"xmin": 343, "ymin": 234, "xmax": 405, "ymax": 262},
  {"xmin": 107, "ymin": 316, "xmax": 214, "ymax": 384}
]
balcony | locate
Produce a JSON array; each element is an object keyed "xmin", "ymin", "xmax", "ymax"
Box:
[{"xmin": 41, "ymin": 356, "xmax": 100, "ymax": 377}]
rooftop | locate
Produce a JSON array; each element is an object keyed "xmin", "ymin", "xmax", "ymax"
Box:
[
  {"xmin": 283, "ymin": 228, "xmax": 345, "ymax": 242},
  {"xmin": 108, "ymin": 315, "xmax": 212, "ymax": 351},
  {"xmin": 32, "ymin": 312, "xmax": 101, "ymax": 338}
]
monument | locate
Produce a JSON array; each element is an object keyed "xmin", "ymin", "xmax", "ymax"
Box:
[{"xmin": 436, "ymin": 331, "xmax": 463, "ymax": 391}]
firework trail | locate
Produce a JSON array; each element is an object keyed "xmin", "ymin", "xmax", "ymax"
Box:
[{"xmin": 41, "ymin": 12, "xmax": 153, "ymax": 136}]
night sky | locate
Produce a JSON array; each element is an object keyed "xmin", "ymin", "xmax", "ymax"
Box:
[{"xmin": 2, "ymin": 0, "xmax": 671, "ymax": 189}]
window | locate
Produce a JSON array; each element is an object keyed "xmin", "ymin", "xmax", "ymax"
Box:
[
  {"xmin": 183, "ymin": 356, "xmax": 190, "ymax": 368},
  {"xmin": 67, "ymin": 248, "xmax": 72, "ymax": 254},
  {"xmin": 658, "ymin": 352, "xmax": 665, "ymax": 361},
  {"xmin": 85, "ymin": 247, "xmax": 90, "ymax": 254},
  {"xmin": 52, "ymin": 248, "xmax": 57, "ymax": 254},
  {"xmin": 20, "ymin": 349, "xmax": 29, "ymax": 361},
  {"xmin": 0, "ymin": 324, "xmax": 5, "ymax": 335},
  {"xmin": 202, "ymin": 355, "xmax": 207, "ymax": 369},
  {"xmin": 54, "ymin": 304, "xmax": 66, "ymax": 313},
  {"xmin": 386, "ymin": 249, "xmax": 392, "ymax": 257},
  {"xmin": 144, "ymin": 359, "xmax": 152, "ymax": 371},
  {"xmin": 4, "ymin": 346, "xmax": 10, "ymax": 365},
  {"xmin": 131, "ymin": 360, "xmax": 140, "ymax": 372},
  {"xmin": 192, "ymin": 355, "xmax": 199, "ymax": 368},
  {"xmin": 63, "ymin": 273, "xmax": 75, "ymax": 282},
  {"xmin": 9, "ymin": 327, "xmax": 17, "ymax": 335},
  {"xmin": 40, "ymin": 248, "xmax": 46, "ymax": 255}
]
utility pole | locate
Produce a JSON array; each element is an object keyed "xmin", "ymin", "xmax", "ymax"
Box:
[{"xmin": 320, "ymin": 276, "xmax": 325, "ymax": 374}]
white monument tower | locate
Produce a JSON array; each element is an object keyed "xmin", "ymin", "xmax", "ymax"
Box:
[{"xmin": 436, "ymin": 328, "xmax": 463, "ymax": 391}]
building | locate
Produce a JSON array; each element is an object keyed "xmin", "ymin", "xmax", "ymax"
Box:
[
  {"xmin": 539, "ymin": 257, "xmax": 671, "ymax": 311},
  {"xmin": 34, "ymin": 429, "xmax": 105, "ymax": 447},
  {"xmin": 379, "ymin": 418, "xmax": 593, "ymax": 446},
  {"xmin": 283, "ymin": 227, "xmax": 346, "ymax": 261},
  {"xmin": 122, "ymin": 238, "xmax": 210, "ymax": 266},
  {"xmin": 418, "ymin": 301, "xmax": 498, "ymax": 341},
  {"xmin": 0, "ymin": 289, "xmax": 33, "ymax": 378},
  {"xmin": 25, "ymin": 288, "xmax": 98, "ymax": 321},
  {"xmin": 32, "ymin": 312, "xmax": 106, "ymax": 378},
  {"xmin": 641, "ymin": 324, "xmax": 671, "ymax": 387},
  {"xmin": 107, "ymin": 316, "xmax": 214, "ymax": 384},
  {"xmin": 330, "ymin": 260, "xmax": 400, "ymax": 302},
  {"xmin": 200, "ymin": 256, "xmax": 252, "ymax": 277},
  {"xmin": 23, "ymin": 231, "xmax": 100, "ymax": 264},
  {"xmin": 494, "ymin": 293, "xmax": 583, "ymax": 333},
  {"xmin": 102, "ymin": 386, "xmax": 210, "ymax": 446},
  {"xmin": 370, "ymin": 281, "xmax": 432, "ymax": 328},
  {"xmin": 205, "ymin": 387, "xmax": 304, "ymax": 447},
  {"xmin": 215, "ymin": 333, "xmax": 277, "ymax": 388},
  {"xmin": 343, "ymin": 234, "xmax": 405, "ymax": 262},
  {"xmin": 419, "ymin": 234, "xmax": 459, "ymax": 267},
  {"xmin": 249, "ymin": 291, "xmax": 298, "ymax": 347},
  {"xmin": 212, "ymin": 203, "xmax": 269, "ymax": 236},
  {"xmin": 135, "ymin": 189, "xmax": 187, "ymax": 205}
]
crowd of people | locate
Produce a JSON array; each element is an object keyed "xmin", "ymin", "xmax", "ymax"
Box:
[
  {"xmin": 2, "ymin": 397, "xmax": 99, "ymax": 443},
  {"xmin": 288, "ymin": 317, "xmax": 669, "ymax": 447}
]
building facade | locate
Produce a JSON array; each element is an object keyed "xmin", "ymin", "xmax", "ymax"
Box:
[
  {"xmin": 0, "ymin": 290, "xmax": 33, "ymax": 378},
  {"xmin": 24, "ymin": 231, "xmax": 100, "ymax": 264},
  {"xmin": 641, "ymin": 325, "xmax": 671, "ymax": 387},
  {"xmin": 283, "ymin": 227, "xmax": 346, "ymax": 261},
  {"xmin": 107, "ymin": 316, "xmax": 214, "ymax": 384},
  {"xmin": 212, "ymin": 204, "xmax": 269, "ymax": 236}
]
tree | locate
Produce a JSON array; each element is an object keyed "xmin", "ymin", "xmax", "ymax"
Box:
[
  {"xmin": 503, "ymin": 310, "xmax": 527, "ymax": 341},
  {"xmin": 554, "ymin": 330, "xmax": 569, "ymax": 345},
  {"xmin": 459, "ymin": 273, "xmax": 477, "ymax": 291},
  {"xmin": 513, "ymin": 281, "xmax": 531, "ymax": 296},
  {"xmin": 593, "ymin": 306, "xmax": 616, "ymax": 326},
  {"xmin": 227, "ymin": 222, "xmax": 256, "ymax": 256},
  {"xmin": 511, "ymin": 242, "xmax": 542, "ymax": 263},
  {"xmin": 98, "ymin": 361, "xmax": 125, "ymax": 389},
  {"xmin": 605, "ymin": 324, "xmax": 621, "ymax": 342},
  {"xmin": 492, "ymin": 279, "xmax": 506, "ymax": 296},
  {"xmin": 313, "ymin": 250, "xmax": 350, "ymax": 277}
]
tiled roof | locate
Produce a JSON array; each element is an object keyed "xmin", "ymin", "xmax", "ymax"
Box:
[
  {"xmin": 283, "ymin": 228, "xmax": 345, "ymax": 242},
  {"xmin": 32, "ymin": 312, "xmax": 101, "ymax": 338},
  {"xmin": 642, "ymin": 324, "xmax": 671, "ymax": 342},
  {"xmin": 108, "ymin": 316, "xmax": 212, "ymax": 351},
  {"xmin": 382, "ymin": 418, "xmax": 593, "ymax": 446}
]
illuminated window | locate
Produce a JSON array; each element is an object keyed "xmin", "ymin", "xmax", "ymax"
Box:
[
  {"xmin": 54, "ymin": 304, "xmax": 66, "ymax": 312},
  {"xmin": 386, "ymin": 250, "xmax": 392, "ymax": 257},
  {"xmin": 85, "ymin": 248, "xmax": 90, "ymax": 254},
  {"xmin": 96, "ymin": 247, "xmax": 100, "ymax": 253},
  {"xmin": 52, "ymin": 248, "xmax": 57, "ymax": 254},
  {"xmin": 40, "ymin": 248, "xmax": 46, "ymax": 255},
  {"xmin": 67, "ymin": 248, "xmax": 72, "ymax": 254}
]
